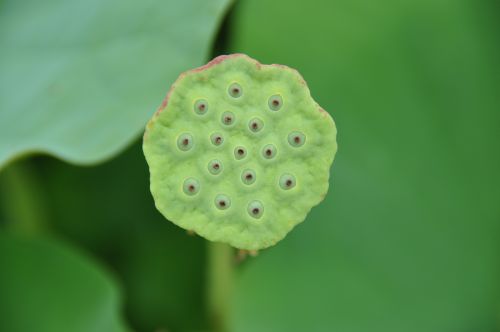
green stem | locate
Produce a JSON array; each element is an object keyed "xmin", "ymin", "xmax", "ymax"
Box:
[
  {"xmin": 0, "ymin": 159, "xmax": 48, "ymax": 234},
  {"xmin": 206, "ymin": 241, "xmax": 234, "ymax": 332}
]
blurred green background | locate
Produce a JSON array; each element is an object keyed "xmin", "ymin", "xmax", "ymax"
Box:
[{"xmin": 1, "ymin": 0, "xmax": 499, "ymax": 331}]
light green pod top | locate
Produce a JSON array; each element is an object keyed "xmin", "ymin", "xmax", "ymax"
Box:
[{"xmin": 143, "ymin": 54, "xmax": 337, "ymax": 250}]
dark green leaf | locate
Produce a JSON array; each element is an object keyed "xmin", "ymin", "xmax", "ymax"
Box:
[
  {"xmin": 228, "ymin": 0, "xmax": 500, "ymax": 331},
  {"xmin": 32, "ymin": 142, "xmax": 207, "ymax": 332},
  {"xmin": 0, "ymin": 232, "xmax": 129, "ymax": 332}
]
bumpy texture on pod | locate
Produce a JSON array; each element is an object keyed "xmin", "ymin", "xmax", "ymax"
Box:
[{"xmin": 143, "ymin": 54, "xmax": 337, "ymax": 250}]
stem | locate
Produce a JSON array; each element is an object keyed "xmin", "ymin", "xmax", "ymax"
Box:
[
  {"xmin": 206, "ymin": 241, "xmax": 234, "ymax": 332},
  {"xmin": 0, "ymin": 160, "xmax": 48, "ymax": 234}
]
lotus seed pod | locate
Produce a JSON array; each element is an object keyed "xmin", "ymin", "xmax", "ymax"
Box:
[{"xmin": 143, "ymin": 54, "xmax": 337, "ymax": 250}]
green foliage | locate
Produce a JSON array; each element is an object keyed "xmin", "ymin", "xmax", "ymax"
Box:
[
  {"xmin": 0, "ymin": 232, "xmax": 128, "ymax": 332},
  {"xmin": 24, "ymin": 145, "xmax": 207, "ymax": 332},
  {"xmin": 143, "ymin": 54, "xmax": 337, "ymax": 250},
  {"xmin": 0, "ymin": 0, "xmax": 232, "ymax": 169},
  {"xmin": 227, "ymin": 0, "xmax": 500, "ymax": 331}
]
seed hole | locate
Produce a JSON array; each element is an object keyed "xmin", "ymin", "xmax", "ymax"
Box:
[
  {"xmin": 248, "ymin": 118, "xmax": 264, "ymax": 133},
  {"xmin": 241, "ymin": 169, "xmax": 256, "ymax": 185},
  {"xmin": 288, "ymin": 131, "xmax": 306, "ymax": 147},
  {"xmin": 215, "ymin": 194, "xmax": 231, "ymax": 210},
  {"xmin": 262, "ymin": 144, "xmax": 277, "ymax": 159},
  {"xmin": 234, "ymin": 146, "xmax": 247, "ymax": 160},
  {"xmin": 268, "ymin": 94, "xmax": 283, "ymax": 111},
  {"xmin": 177, "ymin": 133, "xmax": 194, "ymax": 151},
  {"xmin": 183, "ymin": 178, "xmax": 200, "ymax": 196},
  {"xmin": 208, "ymin": 159, "xmax": 223, "ymax": 175},
  {"xmin": 228, "ymin": 83, "xmax": 243, "ymax": 98},
  {"xmin": 221, "ymin": 111, "xmax": 235, "ymax": 126},
  {"xmin": 279, "ymin": 174, "xmax": 296, "ymax": 190},
  {"xmin": 247, "ymin": 200, "xmax": 264, "ymax": 219},
  {"xmin": 210, "ymin": 133, "xmax": 224, "ymax": 146},
  {"xmin": 194, "ymin": 99, "xmax": 208, "ymax": 115}
]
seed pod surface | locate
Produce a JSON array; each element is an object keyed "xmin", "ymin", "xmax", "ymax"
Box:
[{"xmin": 143, "ymin": 54, "xmax": 337, "ymax": 250}]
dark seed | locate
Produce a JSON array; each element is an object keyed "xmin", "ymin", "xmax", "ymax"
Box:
[
  {"xmin": 183, "ymin": 178, "xmax": 200, "ymax": 195},
  {"xmin": 249, "ymin": 118, "xmax": 264, "ymax": 133},
  {"xmin": 235, "ymin": 146, "xmax": 247, "ymax": 160},
  {"xmin": 241, "ymin": 169, "xmax": 256, "ymax": 185},
  {"xmin": 208, "ymin": 159, "xmax": 223, "ymax": 175},
  {"xmin": 211, "ymin": 133, "xmax": 224, "ymax": 146},
  {"xmin": 279, "ymin": 174, "xmax": 296, "ymax": 190},
  {"xmin": 268, "ymin": 94, "xmax": 283, "ymax": 111},
  {"xmin": 288, "ymin": 131, "xmax": 306, "ymax": 147},
  {"xmin": 194, "ymin": 99, "xmax": 208, "ymax": 115},
  {"xmin": 221, "ymin": 111, "xmax": 235, "ymax": 126},
  {"xmin": 177, "ymin": 133, "xmax": 194, "ymax": 151},
  {"xmin": 262, "ymin": 144, "xmax": 277, "ymax": 159},
  {"xmin": 215, "ymin": 194, "xmax": 231, "ymax": 210},
  {"xmin": 248, "ymin": 200, "xmax": 264, "ymax": 218},
  {"xmin": 228, "ymin": 83, "xmax": 243, "ymax": 98}
]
